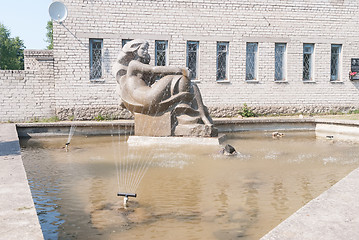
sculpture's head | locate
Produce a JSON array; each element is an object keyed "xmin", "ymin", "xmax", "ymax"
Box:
[
  {"xmin": 136, "ymin": 42, "xmax": 150, "ymax": 64},
  {"xmin": 113, "ymin": 39, "xmax": 150, "ymax": 80},
  {"xmin": 122, "ymin": 39, "xmax": 150, "ymax": 64}
]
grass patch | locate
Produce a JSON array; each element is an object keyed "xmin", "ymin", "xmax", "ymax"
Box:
[
  {"xmin": 94, "ymin": 114, "xmax": 116, "ymax": 121},
  {"xmin": 27, "ymin": 116, "xmax": 60, "ymax": 123}
]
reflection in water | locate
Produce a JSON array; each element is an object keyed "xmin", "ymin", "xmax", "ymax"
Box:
[
  {"xmin": 216, "ymin": 184, "xmax": 229, "ymax": 217},
  {"xmin": 244, "ymin": 180, "xmax": 259, "ymax": 226},
  {"xmin": 30, "ymin": 179, "xmax": 64, "ymax": 240},
  {"xmin": 271, "ymin": 181, "xmax": 289, "ymax": 217},
  {"xmin": 20, "ymin": 132, "xmax": 359, "ymax": 240},
  {"xmin": 301, "ymin": 177, "xmax": 313, "ymax": 205}
]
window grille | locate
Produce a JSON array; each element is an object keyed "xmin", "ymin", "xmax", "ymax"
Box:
[
  {"xmin": 330, "ymin": 44, "xmax": 342, "ymax": 81},
  {"xmin": 186, "ymin": 41, "xmax": 199, "ymax": 80},
  {"xmin": 155, "ymin": 40, "xmax": 168, "ymax": 66},
  {"xmin": 216, "ymin": 42, "xmax": 229, "ymax": 81},
  {"xmin": 246, "ymin": 42, "xmax": 258, "ymax": 80},
  {"xmin": 122, "ymin": 39, "xmax": 132, "ymax": 47},
  {"xmin": 303, "ymin": 44, "xmax": 314, "ymax": 81},
  {"xmin": 275, "ymin": 43, "xmax": 287, "ymax": 81},
  {"xmin": 89, "ymin": 39, "xmax": 103, "ymax": 80}
]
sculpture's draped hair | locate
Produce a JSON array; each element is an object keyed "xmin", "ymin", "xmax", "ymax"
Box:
[{"xmin": 112, "ymin": 39, "xmax": 148, "ymax": 82}]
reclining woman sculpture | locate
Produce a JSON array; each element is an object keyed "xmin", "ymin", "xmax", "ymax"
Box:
[{"xmin": 112, "ymin": 39, "xmax": 217, "ymax": 136}]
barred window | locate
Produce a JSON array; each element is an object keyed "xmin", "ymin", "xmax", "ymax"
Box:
[
  {"xmin": 155, "ymin": 40, "xmax": 168, "ymax": 66},
  {"xmin": 122, "ymin": 39, "xmax": 132, "ymax": 47},
  {"xmin": 275, "ymin": 43, "xmax": 287, "ymax": 81},
  {"xmin": 186, "ymin": 41, "xmax": 199, "ymax": 80},
  {"xmin": 89, "ymin": 39, "xmax": 103, "ymax": 80},
  {"xmin": 331, "ymin": 44, "xmax": 342, "ymax": 81},
  {"xmin": 217, "ymin": 42, "xmax": 229, "ymax": 81},
  {"xmin": 246, "ymin": 42, "xmax": 258, "ymax": 81},
  {"xmin": 303, "ymin": 43, "xmax": 314, "ymax": 81}
]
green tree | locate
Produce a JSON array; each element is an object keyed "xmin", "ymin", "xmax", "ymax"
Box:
[
  {"xmin": 0, "ymin": 23, "xmax": 25, "ymax": 70},
  {"xmin": 46, "ymin": 20, "xmax": 53, "ymax": 50}
]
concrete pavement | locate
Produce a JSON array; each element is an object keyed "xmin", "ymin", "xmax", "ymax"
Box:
[{"xmin": 0, "ymin": 124, "xmax": 43, "ymax": 240}]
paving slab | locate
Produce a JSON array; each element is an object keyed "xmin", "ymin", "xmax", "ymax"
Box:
[{"xmin": 0, "ymin": 124, "xmax": 43, "ymax": 240}]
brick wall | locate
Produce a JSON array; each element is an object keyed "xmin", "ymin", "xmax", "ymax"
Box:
[
  {"xmin": 0, "ymin": 50, "xmax": 55, "ymax": 122},
  {"xmin": 51, "ymin": 0, "xmax": 359, "ymax": 118},
  {"xmin": 3, "ymin": 1, "xmax": 359, "ymax": 121}
]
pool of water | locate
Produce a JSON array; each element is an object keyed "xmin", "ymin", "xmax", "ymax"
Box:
[{"xmin": 20, "ymin": 131, "xmax": 359, "ymax": 239}]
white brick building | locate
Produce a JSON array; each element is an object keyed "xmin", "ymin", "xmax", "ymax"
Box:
[{"xmin": 2, "ymin": 0, "xmax": 359, "ymax": 121}]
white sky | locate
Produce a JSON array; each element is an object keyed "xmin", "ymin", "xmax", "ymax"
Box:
[{"xmin": 0, "ymin": 0, "xmax": 53, "ymax": 49}]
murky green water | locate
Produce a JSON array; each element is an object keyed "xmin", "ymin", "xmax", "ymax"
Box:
[{"xmin": 20, "ymin": 131, "xmax": 359, "ymax": 239}]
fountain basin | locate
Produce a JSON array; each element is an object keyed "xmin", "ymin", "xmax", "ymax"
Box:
[
  {"xmin": 19, "ymin": 129, "xmax": 359, "ymax": 239},
  {"xmin": 4, "ymin": 117, "xmax": 359, "ymax": 239}
]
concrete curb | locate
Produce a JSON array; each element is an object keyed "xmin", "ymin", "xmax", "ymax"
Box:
[
  {"xmin": 15, "ymin": 117, "xmax": 318, "ymax": 137},
  {"xmin": 0, "ymin": 124, "xmax": 43, "ymax": 240}
]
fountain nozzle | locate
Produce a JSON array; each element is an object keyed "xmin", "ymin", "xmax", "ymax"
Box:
[
  {"xmin": 65, "ymin": 142, "xmax": 70, "ymax": 152},
  {"xmin": 117, "ymin": 192, "xmax": 137, "ymax": 198},
  {"xmin": 117, "ymin": 193, "xmax": 137, "ymax": 207}
]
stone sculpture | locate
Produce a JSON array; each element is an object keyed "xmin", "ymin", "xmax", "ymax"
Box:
[{"xmin": 112, "ymin": 39, "xmax": 217, "ymax": 137}]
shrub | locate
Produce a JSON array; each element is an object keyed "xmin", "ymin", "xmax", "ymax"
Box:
[
  {"xmin": 349, "ymin": 109, "xmax": 359, "ymax": 114},
  {"xmin": 239, "ymin": 103, "xmax": 256, "ymax": 117}
]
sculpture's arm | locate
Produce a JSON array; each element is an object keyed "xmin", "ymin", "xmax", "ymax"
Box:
[
  {"xmin": 128, "ymin": 61, "xmax": 190, "ymax": 78},
  {"xmin": 152, "ymin": 66, "xmax": 192, "ymax": 79},
  {"xmin": 152, "ymin": 65, "xmax": 183, "ymax": 76}
]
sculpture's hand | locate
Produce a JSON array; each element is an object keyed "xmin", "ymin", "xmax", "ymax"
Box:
[{"xmin": 182, "ymin": 68, "xmax": 192, "ymax": 79}]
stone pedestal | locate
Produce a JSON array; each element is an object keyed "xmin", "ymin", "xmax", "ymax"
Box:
[
  {"xmin": 128, "ymin": 135, "xmax": 225, "ymax": 145},
  {"xmin": 134, "ymin": 112, "xmax": 174, "ymax": 136},
  {"xmin": 134, "ymin": 112, "xmax": 218, "ymax": 137},
  {"xmin": 174, "ymin": 124, "xmax": 218, "ymax": 137}
]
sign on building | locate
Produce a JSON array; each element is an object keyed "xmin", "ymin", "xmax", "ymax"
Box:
[{"xmin": 351, "ymin": 58, "xmax": 359, "ymax": 80}]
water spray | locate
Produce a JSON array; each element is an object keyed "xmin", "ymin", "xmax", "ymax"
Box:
[
  {"xmin": 65, "ymin": 125, "xmax": 77, "ymax": 152},
  {"xmin": 117, "ymin": 192, "xmax": 137, "ymax": 207}
]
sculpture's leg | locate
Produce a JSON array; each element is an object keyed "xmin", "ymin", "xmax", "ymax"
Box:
[
  {"xmin": 192, "ymin": 83, "xmax": 213, "ymax": 125},
  {"xmin": 133, "ymin": 76, "xmax": 174, "ymax": 107},
  {"xmin": 170, "ymin": 75, "xmax": 190, "ymax": 96},
  {"xmin": 178, "ymin": 75, "xmax": 191, "ymax": 93}
]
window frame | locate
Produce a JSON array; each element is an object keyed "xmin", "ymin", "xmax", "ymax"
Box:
[
  {"xmin": 155, "ymin": 40, "xmax": 168, "ymax": 66},
  {"xmin": 186, "ymin": 41, "xmax": 199, "ymax": 81},
  {"xmin": 216, "ymin": 41, "xmax": 229, "ymax": 82},
  {"xmin": 330, "ymin": 44, "xmax": 342, "ymax": 82},
  {"xmin": 121, "ymin": 39, "xmax": 132, "ymax": 47},
  {"xmin": 274, "ymin": 43, "xmax": 287, "ymax": 82},
  {"xmin": 246, "ymin": 42, "xmax": 258, "ymax": 81},
  {"xmin": 303, "ymin": 43, "xmax": 315, "ymax": 82},
  {"xmin": 89, "ymin": 38, "xmax": 103, "ymax": 80}
]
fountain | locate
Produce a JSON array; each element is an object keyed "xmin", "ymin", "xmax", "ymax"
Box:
[
  {"xmin": 19, "ymin": 40, "xmax": 359, "ymax": 240},
  {"xmin": 112, "ymin": 39, "xmax": 219, "ymax": 205}
]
